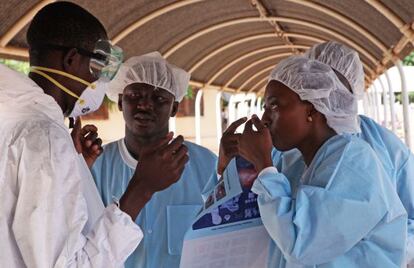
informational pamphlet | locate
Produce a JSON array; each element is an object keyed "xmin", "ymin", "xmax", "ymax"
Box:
[{"xmin": 180, "ymin": 157, "xmax": 271, "ymax": 268}]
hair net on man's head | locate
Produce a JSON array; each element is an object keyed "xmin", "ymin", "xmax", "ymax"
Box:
[
  {"xmin": 304, "ymin": 41, "xmax": 365, "ymax": 100},
  {"xmin": 106, "ymin": 51, "xmax": 190, "ymax": 102},
  {"xmin": 268, "ymin": 55, "xmax": 361, "ymax": 134}
]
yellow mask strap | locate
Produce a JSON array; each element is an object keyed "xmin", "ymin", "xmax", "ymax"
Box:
[
  {"xmin": 31, "ymin": 66, "xmax": 96, "ymax": 89},
  {"xmin": 30, "ymin": 68, "xmax": 85, "ymax": 105}
]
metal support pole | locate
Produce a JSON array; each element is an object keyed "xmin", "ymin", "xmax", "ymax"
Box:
[
  {"xmin": 396, "ymin": 61, "xmax": 411, "ymax": 148},
  {"xmin": 169, "ymin": 117, "xmax": 176, "ymax": 133},
  {"xmin": 215, "ymin": 91, "xmax": 223, "ymax": 147},
  {"xmin": 365, "ymin": 88, "xmax": 372, "ymax": 117},
  {"xmin": 378, "ymin": 78, "xmax": 388, "ymax": 128},
  {"xmin": 370, "ymin": 90, "xmax": 375, "ymax": 119},
  {"xmin": 361, "ymin": 93, "xmax": 368, "ymax": 115},
  {"xmin": 195, "ymin": 89, "xmax": 204, "ymax": 145},
  {"xmin": 373, "ymin": 84, "xmax": 380, "ymax": 122},
  {"xmin": 248, "ymin": 93, "xmax": 257, "ymax": 118},
  {"xmin": 256, "ymin": 97, "xmax": 262, "ymax": 116},
  {"xmin": 385, "ymin": 70, "xmax": 396, "ymax": 132},
  {"xmin": 228, "ymin": 95, "xmax": 237, "ymax": 127}
]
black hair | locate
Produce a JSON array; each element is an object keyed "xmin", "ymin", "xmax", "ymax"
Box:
[{"xmin": 27, "ymin": 1, "xmax": 107, "ymax": 63}]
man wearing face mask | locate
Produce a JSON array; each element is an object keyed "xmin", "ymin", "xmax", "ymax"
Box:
[{"xmin": 0, "ymin": 2, "xmax": 188, "ymax": 267}]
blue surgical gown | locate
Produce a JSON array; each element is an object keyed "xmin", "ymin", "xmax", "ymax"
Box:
[
  {"xmin": 91, "ymin": 139, "xmax": 217, "ymax": 268},
  {"xmin": 256, "ymin": 134, "xmax": 407, "ymax": 267},
  {"xmin": 358, "ymin": 115, "xmax": 414, "ymax": 262},
  {"xmin": 272, "ymin": 114, "xmax": 414, "ymax": 263}
]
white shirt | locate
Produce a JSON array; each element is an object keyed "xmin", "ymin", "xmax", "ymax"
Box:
[{"xmin": 0, "ymin": 64, "xmax": 143, "ymax": 267}]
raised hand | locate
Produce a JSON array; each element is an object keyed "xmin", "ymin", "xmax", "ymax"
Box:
[
  {"xmin": 70, "ymin": 117, "xmax": 103, "ymax": 168},
  {"xmin": 136, "ymin": 133, "xmax": 189, "ymax": 192},
  {"xmin": 239, "ymin": 115, "xmax": 273, "ymax": 173},
  {"xmin": 120, "ymin": 132, "xmax": 189, "ymax": 220},
  {"xmin": 217, "ymin": 117, "xmax": 247, "ymax": 175}
]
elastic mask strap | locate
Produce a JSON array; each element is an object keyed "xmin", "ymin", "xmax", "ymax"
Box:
[
  {"xmin": 30, "ymin": 68, "xmax": 84, "ymax": 105},
  {"xmin": 31, "ymin": 66, "xmax": 96, "ymax": 89},
  {"xmin": 30, "ymin": 66, "xmax": 100, "ymax": 105}
]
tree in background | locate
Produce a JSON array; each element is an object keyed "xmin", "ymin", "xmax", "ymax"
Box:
[
  {"xmin": 403, "ymin": 51, "xmax": 414, "ymax": 66},
  {"xmin": 0, "ymin": 59, "xmax": 30, "ymax": 74}
]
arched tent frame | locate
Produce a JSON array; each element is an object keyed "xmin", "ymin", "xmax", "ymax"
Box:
[
  {"xmin": 1, "ymin": 0, "xmax": 413, "ymax": 90},
  {"xmin": 0, "ymin": 0, "xmax": 413, "ymax": 146}
]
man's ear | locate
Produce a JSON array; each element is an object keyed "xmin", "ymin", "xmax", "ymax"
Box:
[
  {"xmin": 118, "ymin": 94, "xmax": 123, "ymax": 111},
  {"xmin": 62, "ymin": 48, "xmax": 79, "ymax": 72},
  {"xmin": 171, "ymin": 101, "xmax": 179, "ymax": 117}
]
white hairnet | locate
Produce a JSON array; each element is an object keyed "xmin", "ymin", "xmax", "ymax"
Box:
[
  {"xmin": 304, "ymin": 41, "xmax": 365, "ymax": 100},
  {"xmin": 106, "ymin": 51, "xmax": 190, "ymax": 102},
  {"xmin": 268, "ymin": 55, "xmax": 360, "ymax": 134}
]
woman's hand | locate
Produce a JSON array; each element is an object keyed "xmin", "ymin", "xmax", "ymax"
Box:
[
  {"xmin": 239, "ymin": 115, "xmax": 273, "ymax": 173},
  {"xmin": 217, "ymin": 117, "xmax": 247, "ymax": 175}
]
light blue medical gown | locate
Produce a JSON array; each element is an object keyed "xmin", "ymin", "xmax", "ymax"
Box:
[
  {"xmin": 91, "ymin": 139, "xmax": 217, "ymax": 268},
  {"xmin": 259, "ymin": 134, "xmax": 407, "ymax": 267},
  {"xmin": 358, "ymin": 115, "xmax": 414, "ymax": 261},
  {"xmin": 272, "ymin": 114, "xmax": 414, "ymax": 263}
]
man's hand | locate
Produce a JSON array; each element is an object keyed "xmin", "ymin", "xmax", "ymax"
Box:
[
  {"xmin": 239, "ymin": 115, "xmax": 273, "ymax": 173},
  {"xmin": 70, "ymin": 117, "xmax": 103, "ymax": 168},
  {"xmin": 135, "ymin": 133, "xmax": 189, "ymax": 193},
  {"xmin": 120, "ymin": 132, "xmax": 189, "ymax": 220},
  {"xmin": 217, "ymin": 117, "xmax": 247, "ymax": 175}
]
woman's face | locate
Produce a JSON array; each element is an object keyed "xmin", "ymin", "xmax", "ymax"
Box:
[{"xmin": 261, "ymin": 80, "xmax": 313, "ymax": 151}]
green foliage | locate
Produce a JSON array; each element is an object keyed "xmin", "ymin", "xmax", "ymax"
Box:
[
  {"xmin": 403, "ymin": 51, "xmax": 414, "ymax": 66},
  {"xmin": 394, "ymin": 92, "xmax": 414, "ymax": 104},
  {"xmin": 0, "ymin": 58, "xmax": 30, "ymax": 74},
  {"xmin": 102, "ymin": 95, "xmax": 119, "ymax": 111},
  {"xmin": 184, "ymin": 86, "xmax": 194, "ymax": 99}
]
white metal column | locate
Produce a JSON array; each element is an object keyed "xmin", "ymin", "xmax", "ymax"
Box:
[
  {"xmin": 365, "ymin": 87, "xmax": 371, "ymax": 118},
  {"xmin": 256, "ymin": 97, "xmax": 262, "ymax": 116},
  {"xmin": 367, "ymin": 88, "xmax": 374, "ymax": 118},
  {"xmin": 361, "ymin": 93, "xmax": 368, "ymax": 115},
  {"xmin": 372, "ymin": 84, "xmax": 380, "ymax": 122},
  {"xmin": 237, "ymin": 94, "xmax": 247, "ymax": 119},
  {"xmin": 215, "ymin": 91, "xmax": 223, "ymax": 146},
  {"xmin": 228, "ymin": 95, "xmax": 237, "ymax": 127},
  {"xmin": 378, "ymin": 78, "xmax": 388, "ymax": 128},
  {"xmin": 385, "ymin": 70, "xmax": 396, "ymax": 132},
  {"xmin": 169, "ymin": 117, "xmax": 176, "ymax": 133},
  {"xmin": 396, "ymin": 61, "xmax": 411, "ymax": 148},
  {"xmin": 247, "ymin": 93, "xmax": 257, "ymax": 118},
  {"xmin": 195, "ymin": 89, "xmax": 204, "ymax": 145}
]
